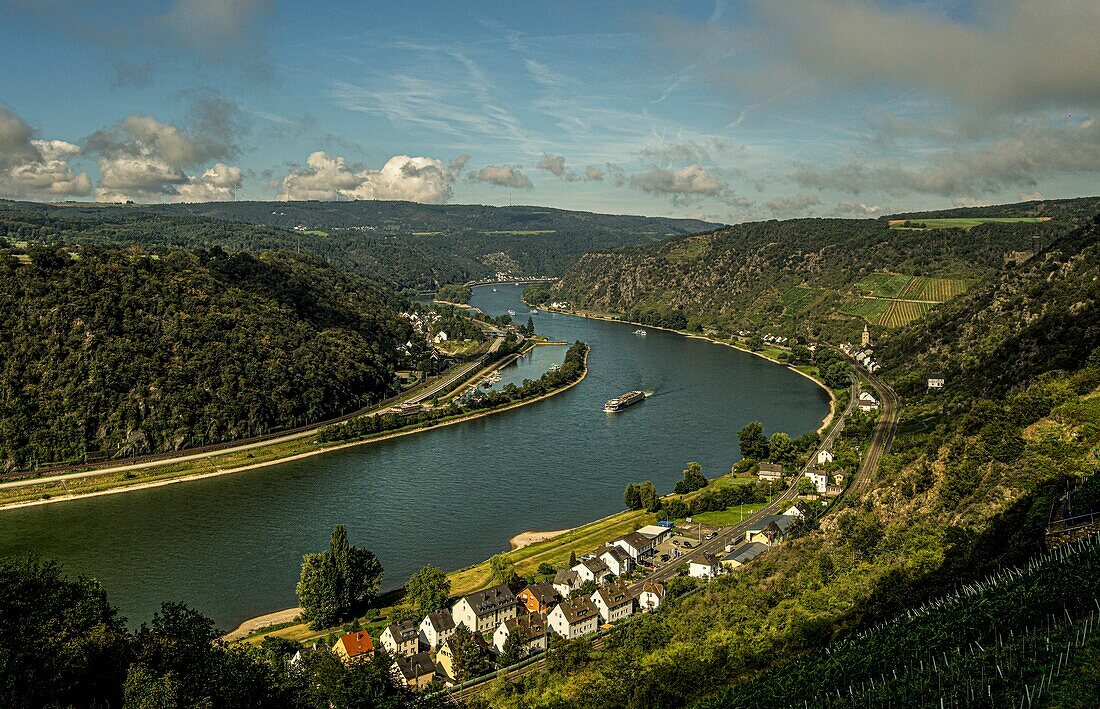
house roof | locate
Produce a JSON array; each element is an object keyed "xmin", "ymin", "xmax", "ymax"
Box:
[
  {"xmin": 640, "ymin": 581, "xmax": 665, "ymax": 599},
  {"xmin": 519, "ymin": 583, "xmax": 560, "ymax": 606},
  {"xmin": 758, "ymin": 462, "xmax": 783, "ymax": 473},
  {"xmin": 690, "ymin": 553, "xmax": 722, "ymax": 568},
  {"xmin": 617, "ymin": 531, "xmax": 653, "ymax": 551},
  {"xmin": 424, "ymin": 610, "xmax": 455, "ymax": 634},
  {"xmin": 577, "ymin": 557, "xmax": 609, "ymax": 575},
  {"xmin": 461, "ymin": 584, "xmax": 516, "ymax": 617},
  {"xmin": 636, "ymin": 524, "xmax": 670, "ymax": 538},
  {"xmin": 805, "ymin": 467, "xmax": 829, "ymax": 478},
  {"xmin": 504, "ymin": 612, "xmax": 547, "ymax": 640},
  {"xmin": 722, "ymin": 542, "xmax": 769, "ymax": 564},
  {"xmin": 385, "ymin": 620, "xmax": 419, "ymax": 643},
  {"xmin": 594, "ymin": 582, "xmax": 632, "ymax": 608},
  {"xmin": 600, "ymin": 546, "xmax": 631, "ymax": 565},
  {"xmin": 394, "ymin": 651, "xmax": 435, "ymax": 680},
  {"xmin": 553, "ymin": 568, "xmax": 579, "ymax": 585},
  {"xmin": 336, "ymin": 631, "xmax": 374, "ymax": 657},
  {"xmin": 556, "ymin": 596, "xmax": 599, "ymax": 625},
  {"xmin": 925, "ymin": 372, "xmax": 945, "ymax": 379}
]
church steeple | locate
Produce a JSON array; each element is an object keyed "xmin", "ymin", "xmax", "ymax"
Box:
[{"xmin": 861, "ymin": 323, "xmax": 871, "ymax": 347}]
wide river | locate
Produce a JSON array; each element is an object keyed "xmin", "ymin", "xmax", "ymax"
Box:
[{"xmin": 0, "ymin": 285, "xmax": 829, "ymax": 629}]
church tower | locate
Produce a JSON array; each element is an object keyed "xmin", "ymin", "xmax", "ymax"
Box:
[{"xmin": 861, "ymin": 323, "xmax": 871, "ymax": 348}]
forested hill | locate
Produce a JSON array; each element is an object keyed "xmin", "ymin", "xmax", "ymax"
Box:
[
  {"xmin": 0, "ymin": 199, "xmax": 720, "ymax": 290},
  {"xmin": 887, "ymin": 194, "xmax": 1100, "ymax": 221},
  {"xmin": 0, "ymin": 246, "xmax": 413, "ymax": 471},
  {"xmin": 548, "ymin": 207, "xmax": 1078, "ymax": 342}
]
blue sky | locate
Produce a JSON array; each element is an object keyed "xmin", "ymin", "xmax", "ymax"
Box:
[{"xmin": 1, "ymin": 0, "xmax": 1098, "ymax": 221}]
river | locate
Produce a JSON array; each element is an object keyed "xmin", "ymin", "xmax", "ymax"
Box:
[{"xmin": 0, "ymin": 285, "xmax": 830, "ymax": 629}]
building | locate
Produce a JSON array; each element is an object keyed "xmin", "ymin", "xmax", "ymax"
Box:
[
  {"xmin": 612, "ymin": 531, "xmax": 656, "ymax": 560},
  {"xmin": 636, "ymin": 581, "xmax": 665, "ymax": 613},
  {"xmin": 433, "ymin": 331, "xmax": 449, "ymax": 344},
  {"xmin": 492, "ymin": 612, "xmax": 548, "ymax": 656},
  {"xmin": 435, "ymin": 632, "xmax": 489, "ymax": 684},
  {"xmin": 419, "ymin": 610, "xmax": 456, "ymax": 651},
  {"xmin": 452, "ymin": 584, "xmax": 517, "ymax": 635},
  {"xmin": 379, "ymin": 620, "xmax": 419, "ymax": 657},
  {"xmin": 926, "ymin": 373, "xmax": 945, "ymax": 390},
  {"xmin": 804, "ymin": 467, "xmax": 829, "ymax": 494},
  {"xmin": 547, "ymin": 596, "xmax": 600, "ymax": 639},
  {"xmin": 721, "ymin": 542, "xmax": 769, "ymax": 570},
  {"xmin": 591, "ymin": 582, "xmax": 634, "ymax": 623},
  {"xmin": 858, "ymin": 391, "xmax": 879, "ymax": 412},
  {"xmin": 746, "ymin": 514, "xmax": 797, "ymax": 545},
  {"xmin": 572, "ymin": 557, "xmax": 613, "ymax": 585},
  {"xmin": 816, "ymin": 450, "xmax": 835, "ymax": 465},
  {"xmin": 782, "ymin": 500, "xmax": 813, "ymax": 519},
  {"xmin": 552, "ymin": 568, "xmax": 581, "ymax": 598},
  {"xmin": 757, "ymin": 462, "xmax": 784, "ymax": 482},
  {"xmin": 391, "ymin": 651, "xmax": 436, "ymax": 690},
  {"xmin": 688, "ymin": 553, "xmax": 723, "ymax": 579},
  {"xmin": 635, "ymin": 524, "xmax": 673, "ymax": 546},
  {"xmin": 517, "ymin": 583, "xmax": 560, "ymax": 615},
  {"xmin": 599, "ymin": 546, "xmax": 634, "ymax": 577},
  {"xmin": 333, "ymin": 631, "xmax": 374, "ymax": 664},
  {"xmin": 861, "ymin": 323, "xmax": 871, "ymax": 347}
]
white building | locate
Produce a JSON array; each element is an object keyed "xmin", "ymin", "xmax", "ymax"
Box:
[
  {"xmin": 688, "ymin": 554, "xmax": 722, "ymax": 579},
  {"xmin": 612, "ymin": 532, "xmax": 656, "ymax": 560},
  {"xmin": 804, "ymin": 468, "xmax": 829, "ymax": 494},
  {"xmin": 816, "ymin": 450, "xmax": 834, "ymax": 465},
  {"xmin": 926, "ymin": 373, "xmax": 945, "ymax": 390},
  {"xmin": 451, "ymin": 584, "xmax": 517, "ymax": 635},
  {"xmin": 379, "ymin": 620, "xmax": 419, "ymax": 657},
  {"xmin": 591, "ymin": 583, "xmax": 634, "ymax": 623},
  {"xmin": 858, "ymin": 391, "xmax": 879, "ymax": 412},
  {"xmin": 548, "ymin": 597, "xmax": 600, "ymax": 639},
  {"xmin": 757, "ymin": 462, "xmax": 784, "ymax": 482},
  {"xmin": 418, "ymin": 610, "xmax": 455, "ymax": 650},
  {"xmin": 599, "ymin": 546, "xmax": 634, "ymax": 577},
  {"xmin": 492, "ymin": 612, "xmax": 548, "ymax": 656},
  {"xmin": 572, "ymin": 557, "xmax": 613, "ymax": 585},
  {"xmin": 636, "ymin": 524, "xmax": 674, "ymax": 546},
  {"xmin": 636, "ymin": 582, "xmax": 665, "ymax": 613}
]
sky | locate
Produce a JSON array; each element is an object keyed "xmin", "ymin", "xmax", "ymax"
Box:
[{"xmin": 1, "ymin": 0, "xmax": 1098, "ymax": 222}]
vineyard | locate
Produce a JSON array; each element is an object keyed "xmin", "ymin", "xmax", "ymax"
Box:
[
  {"xmin": 856, "ymin": 272, "xmax": 913, "ymax": 298},
  {"xmin": 780, "ymin": 286, "xmax": 824, "ymax": 313},
  {"xmin": 838, "ymin": 297, "xmax": 891, "ymax": 323},
  {"xmin": 845, "ymin": 273, "xmax": 970, "ymax": 328},
  {"xmin": 701, "ymin": 533, "xmax": 1100, "ymax": 709},
  {"xmin": 881, "ymin": 299, "xmax": 936, "ymax": 327}
]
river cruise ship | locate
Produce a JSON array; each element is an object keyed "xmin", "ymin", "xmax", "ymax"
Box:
[{"xmin": 604, "ymin": 390, "xmax": 646, "ymax": 413}]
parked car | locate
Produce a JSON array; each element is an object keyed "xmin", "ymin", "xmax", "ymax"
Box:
[{"xmin": 705, "ymin": 533, "xmax": 716, "ymax": 540}]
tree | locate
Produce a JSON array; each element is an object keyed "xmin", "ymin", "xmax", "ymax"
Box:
[
  {"xmin": 738, "ymin": 421, "xmax": 770, "ymax": 461},
  {"xmin": 448, "ymin": 625, "xmax": 487, "ymax": 681},
  {"xmin": 297, "ymin": 525, "xmax": 383, "ymax": 630},
  {"xmin": 673, "ymin": 461, "xmax": 708, "ymax": 494},
  {"xmin": 638, "ymin": 481, "xmax": 661, "ymax": 512},
  {"xmin": 489, "ymin": 553, "xmax": 517, "ymax": 586},
  {"xmin": 537, "ymin": 562, "xmax": 556, "ymax": 576},
  {"xmin": 624, "ymin": 483, "xmax": 642, "ymax": 510},
  {"xmin": 405, "ymin": 564, "xmax": 451, "ymax": 615},
  {"xmin": 524, "ymin": 316, "xmax": 535, "ymax": 335},
  {"xmin": 796, "ymin": 477, "xmax": 816, "ymax": 496},
  {"xmin": 769, "ymin": 432, "xmax": 796, "ymax": 467},
  {"xmin": 661, "ymin": 498, "xmax": 689, "ymax": 521}
]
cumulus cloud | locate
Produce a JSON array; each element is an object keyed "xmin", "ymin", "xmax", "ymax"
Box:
[
  {"xmin": 631, "ymin": 164, "xmax": 724, "ymax": 196},
  {"xmin": 831, "ymin": 201, "xmax": 881, "ymax": 217},
  {"xmin": 173, "ymin": 163, "xmax": 243, "ymax": 202},
  {"xmin": 278, "ymin": 152, "xmax": 455, "ymax": 203},
  {"xmin": 765, "ymin": 195, "xmax": 821, "ymax": 218},
  {"xmin": 536, "ymin": 153, "xmax": 566, "ymax": 176},
  {"xmin": 470, "ymin": 164, "xmax": 533, "ymax": 189},
  {"xmin": 447, "ymin": 154, "xmax": 470, "ymax": 176},
  {"xmin": 0, "ymin": 105, "xmax": 91, "ymax": 199},
  {"xmin": 793, "ymin": 119, "xmax": 1100, "ymax": 198},
  {"xmin": 583, "ymin": 165, "xmax": 605, "ymax": 181}
]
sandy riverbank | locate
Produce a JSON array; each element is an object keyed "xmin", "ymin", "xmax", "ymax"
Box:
[
  {"xmin": 509, "ymin": 528, "xmax": 573, "ymax": 550},
  {"xmin": 0, "ymin": 346, "xmax": 590, "ymax": 512},
  {"xmin": 224, "ymin": 606, "xmax": 302, "ymax": 642}
]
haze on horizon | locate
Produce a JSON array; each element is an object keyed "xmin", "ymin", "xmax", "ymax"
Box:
[{"xmin": 1, "ymin": 0, "xmax": 1098, "ymax": 223}]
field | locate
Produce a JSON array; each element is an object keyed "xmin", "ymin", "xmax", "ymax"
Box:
[
  {"xmin": 663, "ymin": 236, "xmax": 708, "ymax": 263},
  {"xmin": 855, "ymin": 272, "xmax": 912, "ymax": 298},
  {"xmin": 888, "ymin": 216, "xmax": 1050, "ymax": 230},
  {"xmin": 880, "ymin": 299, "xmax": 935, "ymax": 327},
  {"xmin": 689, "ymin": 502, "xmax": 769, "ymax": 526},
  {"xmin": 779, "ymin": 286, "xmax": 822, "ymax": 313},
  {"xmin": 838, "ymin": 296, "xmax": 891, "ymax": 322}
]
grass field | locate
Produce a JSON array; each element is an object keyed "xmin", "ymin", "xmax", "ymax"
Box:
[
  {"xmin": 663, "ymin": 236, "xmax": 708, "ymax": 263},
  {"xmin": 780, "ymin": 286, "xmax": 822, "ymax": 313},
  {"xmin": 838, "ymin": 296, "xmax": 891, "ymax": 322},
  {"xmin": 888, "ymin": 217, "xmax": 1050, "ymax": 230},
  {"xmin": 855, "ymin": 273, "xmax": 912, "ymax": 298},
  {"xmin": 689, "ymin": 503, "xmax": 770, "ymax": 527},
  {"xmin": 299, "ymin": 229, "xmax": 328, "ymax": 236}
]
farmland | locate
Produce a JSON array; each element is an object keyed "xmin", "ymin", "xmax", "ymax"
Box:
[
  {"xmin": 855, "ymin": 272, "xmax": 911, "ymax": 298},
  {"xmin": 779, "ymin": 286, "xmax": 823, "ymax": 313},
  {"xmin": 844, "ymin": 274, "xmax": 971, "ymax": 327},
  {"xmin": 888, "ymin": 216, "xmax": 1051, "ymax": 230},
  {"xmin": 880, "ymin": 299, "xmax": 935, "ymax": 327}
]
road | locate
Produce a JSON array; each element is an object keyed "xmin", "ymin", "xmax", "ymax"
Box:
[
  {"xmin": 0, "ymin": 336, "xmax": 506, "ymax": 492},
  {"xmin": 449, "ymin": 375, "xmax": 863, "ymax": 703}
]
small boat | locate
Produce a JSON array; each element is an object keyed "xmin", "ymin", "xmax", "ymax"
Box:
[
  {"xmin": 531, "ymin": 309, "xmax": 539, "ymax": 314},
  {"xmin": 507, "ymin": 309, "xmax": 516, "ymax": 316},
  {"xmin": 492, "ymin": 288, "xmax": 498, "ymax": 292},
  {"xmin": 634, "ymin": 329, "xmax": 647, "ymax": 336}
]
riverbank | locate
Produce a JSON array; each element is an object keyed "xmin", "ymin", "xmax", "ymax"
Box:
[
  {"xmin": 0, "ymin": 343, "xmax": 589, "ymax": 512},
  {"xmin": 547, "ymin": 306, "xmax": 837, "ymax": 435},
  {"xmin": 509, "ymin": 528, "xmax": 574, "ymax": 550}
]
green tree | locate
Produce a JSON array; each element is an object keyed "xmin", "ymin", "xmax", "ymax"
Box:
[
  {"xmin": 673, "ymin": 461, "xmax": 708, "ymax": 494},
  {"xmin": 795, "ymin": 477, "xmax": 816, "ymax": 496},
  {"xmin": 624, "ymin": 483, "xmax": 642, "ymax": 510},
  {"xmin": 448, "ymin": 625, "xmax": 488, "ymax": 682},
  {"xmin": 638, "ymin": 481, "xmax": 661, "ymax": 512},
  {"xmin": 489, "ymin": 553, "xmax": 517, "ymax": 586},
  {"xmin": 737, "ymin": 421, "xmax": 770, "ymax": 461},
  {"xmin": 297, "ymin": 525, "xmax": 383, "ymax": 630},
  {"xmin": 769, "ymin": 432, "xmax": 796, "ymax": 467},
  {"xmin": 405, "ymin": 564, "xmax": 451, "ymax": 615}
]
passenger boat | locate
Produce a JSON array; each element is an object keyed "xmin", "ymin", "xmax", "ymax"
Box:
[
  {"xmin": 634, "ymin": 329, "xmax": 647, "ymax": 336},
  {"xmin": 603, "ymin": 390, "xmax": 646, "ymax": 413}
]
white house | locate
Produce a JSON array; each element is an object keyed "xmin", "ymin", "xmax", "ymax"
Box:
[
  {"xmin": 492, "ymin": 612, "xmax": 548, "ymax": 656},
  {"xmin": 858, "ymin": 391, "xmax": 879, "ymax": 412},
  {"xmin": 432, "ymin": 331, "xmax": 449, "ymax": 344},
  {"xmin": 816, "ymin": 450, "xmax": 835, "ymax": 465},
  {"xmin": 552, "ymin": 568, "xmax": 581, "ymax": 598},
  {"xmin": 547, "ymin": 597, "xmax": 600, "ymax": 639},
  {"xmin": 926, "ymin": 373, "xmax": 945, "ymax": 390},
  {"xmin": 599, "ymin": 546, "xmax": 634, "ymax": 577},
  {"xmin": 379, "ymin": 620, "xmax": 419, "ymax": 657},
  {"xmin": 688, "ymin": 553, "xmax": 722, "ymax": 579},
  {"xmin": 783, "ymin": 501, "xmax": 813, "ymax": 519},
  {"xmin": 419, "ymin": 610, "xmax": 455, "ymax": 650},
  {"xmin": 390, "ymin": 651, "xmax": 436, "ymax": 690},
  {"xmin": 591, "ymin": 582, "xmax": 634, "ymax": 623},
  {"xmin": 636, "ymin": 524, "xmax": 673, "ymax": 546},
  {"xmin": 804, "ymin": 468, "xmax": 829, "ymax": 494},
  {"xmin": 572, "ymin": 557, "xmax": 613, "ymax": 585},
  {"xmin": 757, "ymin": 462, "xmax": 783, "ymax": 482},
  {"xmin": 636, "ymin": 581, "xmax": 665, "ymax": 613},
  {"xmin": 451, "ymin": 584, "xmax": 517, "ymax": 635},
  {"xmin": 612, "ymin": 531, "xmax": 656, "ymax": 560}
]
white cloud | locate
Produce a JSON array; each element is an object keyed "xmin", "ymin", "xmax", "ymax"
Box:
[
  {"xmin": 536, "ymin": 153, "xmax": 566, "ymax": 176},
  {"xmin": 631, "ymin": 164, "xmax": 723, "ymax": 195},
  {"xmin": 0, "ymin": 105, "xmax": 91, "ymax": 199},
  {"xmin": 470, "ymin": 164, "xmax": 533, "ymax": 190},
  {"xmin": 173, "ymin": 163, "xmax": 243, "ymax": 202},
  {"xmin": 583, "ymin": 165, "xmax": 605, "ymax": 181},
  {"xmin": 278, "ymin": 152, "xmax": 455, "ymax": 203}
]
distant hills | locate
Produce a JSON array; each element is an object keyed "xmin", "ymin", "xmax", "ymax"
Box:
[
  {"xmin": 0, "ymin": 199, "xmax": 721, "ymax": 290},
  {"xmin": 547, "ymin": 196, "xmax": 1099, "ymax": 342}
]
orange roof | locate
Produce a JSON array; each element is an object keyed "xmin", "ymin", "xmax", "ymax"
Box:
[{"xmin": 338, "ymin": 630, "xmax": 374, "ymax": 657}]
